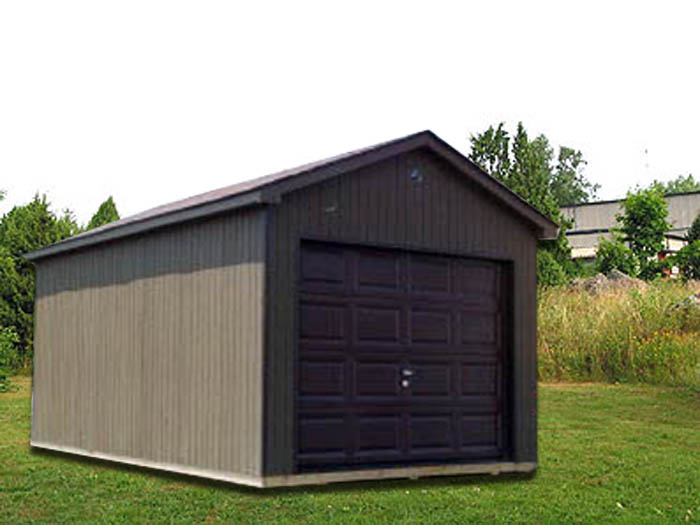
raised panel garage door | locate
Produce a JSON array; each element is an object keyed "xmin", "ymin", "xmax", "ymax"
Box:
[{"xmin": 296, "ymin": 241, "xmax": 510, "ymax": 471}]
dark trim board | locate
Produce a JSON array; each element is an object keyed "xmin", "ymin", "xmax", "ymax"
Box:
[
  {"xmin": 298, "ymin": 234, "xmax": 519, "ymax": 266},
  {"xmin": 261, "ymin": 206, "xmax": 274, "ymax": 478}
]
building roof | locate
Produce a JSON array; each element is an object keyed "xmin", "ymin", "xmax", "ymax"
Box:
[
  {"xmin": 26, "ymin": 130, "xmax": 558, "ymax": 261},
  {"xmin": 562, "ymin": 191, "xmax": 700, "ymax": 237},
  {"xmin": 562, "ymin": 189, "xmax": 700, "ymax": 209}
]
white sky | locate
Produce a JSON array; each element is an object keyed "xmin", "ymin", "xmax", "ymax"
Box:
[{"xmin": 1, "ymin": 1, "xmax": 699, "ymax": 224}]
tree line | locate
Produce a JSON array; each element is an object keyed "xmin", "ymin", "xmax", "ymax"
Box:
[{"xmin": 0, "ymin": 194, "xmax": 119, "ymax": 391}]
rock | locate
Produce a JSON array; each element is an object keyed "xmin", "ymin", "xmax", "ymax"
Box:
[
  {"xmin": 606, "ymin": 269, "xmax": 648, "ymax": 291},
  {"xmin": 588, "ymin": 273, "xmax": 611, "ymax": 293},
  {"xmin": 670, "ymin": 292, "xmax": 700, "ymax": 311},
  {"xmin": 579, "ymin": 273, "xmax": 609, "ymax": 294},
  {"xmin": 569, "ymin": 270, "xmax": 647, "ymax": 294},
  {"xmin": 607, "ymin": 269, "xmax": 630, "ymax": 281}
]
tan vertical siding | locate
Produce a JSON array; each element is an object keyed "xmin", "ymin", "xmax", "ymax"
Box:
[
  {"xmin": 32, "ymin": 207, "xmax": 266, "ymax": 479},
  {"xmin": 265, "ymin": 148, "xmax": 539, "ymax": 474}
]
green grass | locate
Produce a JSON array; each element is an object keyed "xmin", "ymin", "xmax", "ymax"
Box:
[
  {"xmin": 2, "ymin": 378, "xmax": 698, "ymax": 523},
  {"xmin": 538, "ymin": 280, "xmax": 700, "ymax": 386}
]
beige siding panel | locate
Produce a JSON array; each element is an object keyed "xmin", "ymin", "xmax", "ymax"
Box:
[
  {"xmin": 266, "ymin": 148, "xmax": 539, "ymax": 474},
  {"xmin": 31, "ymin": 207, "xmax": 266, "ymax": 478}
]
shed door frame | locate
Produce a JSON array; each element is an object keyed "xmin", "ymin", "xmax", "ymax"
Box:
[{"xmin": 292, "ymin": 236, "xmax": 515, "ymax": 473}]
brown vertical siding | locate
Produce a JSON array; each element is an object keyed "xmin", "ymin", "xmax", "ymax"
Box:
[
  {"xmin": 265, "ymin": 148, "xmax": 538, "ymax": 474},
  {"xmin": 31, "ymin": 207, "xmax": 266, "ymax": 480}
]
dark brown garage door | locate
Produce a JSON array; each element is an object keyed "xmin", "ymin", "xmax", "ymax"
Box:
[{"xmin": 296, "ymin": 241, "xmax": 510, "ymax": 471}]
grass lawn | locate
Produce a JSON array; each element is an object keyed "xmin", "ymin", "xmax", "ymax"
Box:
[{"xmin": 1, "ymin": 377, "xmax": 698, "ymax": 524}]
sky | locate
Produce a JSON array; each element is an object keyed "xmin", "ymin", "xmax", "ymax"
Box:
[{"xmin": 1, "ymin": 1, "xmax": 699, "ymax": 224}]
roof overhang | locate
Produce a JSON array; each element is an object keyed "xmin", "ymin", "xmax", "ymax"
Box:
[{"xmin": 25, "ymin": 190, "xmax": 274, "ymax": 261}]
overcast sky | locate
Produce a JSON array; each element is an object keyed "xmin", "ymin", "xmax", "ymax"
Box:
[{"xmin": 1, "ymin": 1, "xmax": 698, "ymax": 224}]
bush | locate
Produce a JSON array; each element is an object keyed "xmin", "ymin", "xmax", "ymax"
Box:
[
  {"xmin": 617, "ymin": 187, "xmax": 671, "ymax": 262},
  {"xmin": 595, "ymin": 236, "xmax": 638, "ymax": 276},
  {"xmin": 0, "ymin": 327, "xmax": 19, "ymax": 392},
  {"xmin": 674, "ymin": 240, "xmax": 700, "ymax": 280},
  {"xmin": 538, "ymin": 280, "xmax": 700, "ymax": 386},
  {"xmin": 638, "ymin": 258, "xmax": 671, "ymax": 281},
  {"xmin": 537, "ymin": 250, "xmax": 567, "ymax": 287}
]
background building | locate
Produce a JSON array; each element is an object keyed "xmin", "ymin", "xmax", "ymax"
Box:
[{"xmin": 561, "ymin": 192, "xmax": 700, "ymax": 260}]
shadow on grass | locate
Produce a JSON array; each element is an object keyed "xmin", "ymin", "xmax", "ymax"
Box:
[{"xmin": 31, "ymin": 447, "xmax": 536, "ymax": 497}]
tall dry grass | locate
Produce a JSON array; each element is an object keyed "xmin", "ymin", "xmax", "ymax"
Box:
[{"xmin": 538, "ymin": 280, "xmax": 700, "ymax": 386}]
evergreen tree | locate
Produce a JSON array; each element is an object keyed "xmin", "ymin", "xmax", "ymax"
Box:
[
  {"xmin": 0, "ymin": 195, "xmax": 78, "ymax": 368},
  {"xmin": 87, "ymin": 196, "xmax": 120, "ymax": 230}
]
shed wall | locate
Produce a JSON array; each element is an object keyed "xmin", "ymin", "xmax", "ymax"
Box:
[
  {"xmin": 265, "ymin": 148, "xmax": 538, "ymax": 475},
  {"xmin": 32, "ymin": 207, "xmax": 266, "ymax": 480}
]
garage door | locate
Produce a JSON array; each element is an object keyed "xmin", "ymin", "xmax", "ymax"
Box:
[{"xmin": 296, "ymin": 241, "xmax": 510, "ymax": 471}]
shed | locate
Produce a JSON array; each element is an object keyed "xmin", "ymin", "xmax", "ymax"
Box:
[{"xmin": 27, "ymin": 130, "xmax": 557, "ymax": 487}]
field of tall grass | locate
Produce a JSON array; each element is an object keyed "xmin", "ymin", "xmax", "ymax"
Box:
[{"xmin": 538, "ymin": 280, "xmax": 700, "ymax": 387}]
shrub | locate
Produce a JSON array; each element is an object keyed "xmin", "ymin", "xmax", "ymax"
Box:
[
  {"xmin": 0, "ymin": 327, "xmax": 19, "ymax": 392},
  {"xmin": 537, "ymin": 250, "xmax": 567, "ymax": 287},
  {"xmin": 674, "ymin": 240, "xmax": 700, "ymax": 280},
  {"xmin": 595, "ymin": 236, "xmax": 639, "ymax": 276}
]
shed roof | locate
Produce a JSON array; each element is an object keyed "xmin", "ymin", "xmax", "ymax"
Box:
[{"xmin": 26, "ymin": 130, "xmax": 558, "ymax": 261}]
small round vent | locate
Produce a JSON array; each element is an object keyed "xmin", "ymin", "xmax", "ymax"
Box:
[{"xmin": 409, "ymin": 168, "xmax": 423, "ymax": 182}]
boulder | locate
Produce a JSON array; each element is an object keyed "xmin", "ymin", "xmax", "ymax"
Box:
[
  {"xmin": 569, "ymin": 270, "xmax": 647, "ymax": 294},
  {"xmin": 570, "ymin": 273, "xmax": 609, "ymax": 294},
  {"xmin": 606, "ymin": 269, "xmax": 648, "ymax": 291},
  {"xmin": 670, "ymin": 292, "xmax": 700, "ymax": 311}
]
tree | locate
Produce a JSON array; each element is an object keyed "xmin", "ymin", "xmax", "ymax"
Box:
[
  {"xmin": 616, "ymin": 187, "xmax": 671, "ymax": 280},
  {"xmin": 648, "ymin": 174, "xmax": 700, "ymax": 195},
  {"xmin": 686, "ymin": 213, "xmax": 700, "ymax": 243},
  {"xmin": 0, "ymin": 195, "xmax": 79, "ymax": 369},
  {"xmin": 87, "ymin": 196, "xmax": 120, "ymax": 230},
  {"xmin": 536, "ymin": 250, "xmax": 567, "ymax": 287},
  {"xmin": 470, "ymin": 122, "xmax": 583, "ymax": 271},
  {"xmin": 470, "ymin": 123, "xmax": 598, "ymax": 207},
  {"xmin": 471, "ymin": 123, "xmax": 559, "ymax": 216},
  {"xmin": 550, "ymin": 147, "xmax": 600, "ymax": 206},
  {"xmin": 595, "ymin": 236, "xmax": 639, "ymax": 276}
]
